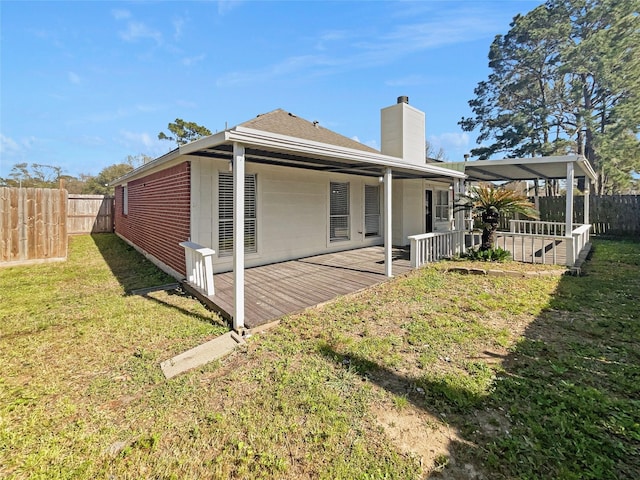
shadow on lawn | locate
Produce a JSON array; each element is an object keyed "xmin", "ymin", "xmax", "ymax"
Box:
[
  {"xmin": 90, "ymin": 233, "xmax": 175, "ymax": 293},
  {"xmin": 321, "ymin": 238, "xmax": 640, "ymax": 479},
  {"xmin": 89, "ymin": 233, "xmax": 219, "ymax": 325}
]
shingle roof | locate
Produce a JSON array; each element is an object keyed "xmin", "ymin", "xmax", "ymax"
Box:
[{"xmin": 237, "ymin": 109, "xmax": 379, "ymax": 154}]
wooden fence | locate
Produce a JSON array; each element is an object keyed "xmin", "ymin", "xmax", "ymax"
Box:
[
  {"xmin": 1, "ymin": 188, "xmax": 115, "ymax": 266},
  {"xmin": 68, "ymin": 194, "xmax": 114, "ymax": 234},
  {"xmin": 538, "ymin": 195, "xmax": 640, "ymax": 236},
  {"xmin": 0, "ymin": 187, "xmax": 68, "ymax": 265}
]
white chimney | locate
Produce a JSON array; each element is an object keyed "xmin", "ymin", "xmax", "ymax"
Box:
[{"xmin": 380, "ymin": 96, "xmax": 426, "ymax": 166}]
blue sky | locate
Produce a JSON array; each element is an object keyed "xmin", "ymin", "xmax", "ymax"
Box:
[{"xmin": 1, "ymin": 0, "xmax": 543, "ymax": 179}]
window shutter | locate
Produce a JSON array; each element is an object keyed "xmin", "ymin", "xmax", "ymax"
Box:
[
  {"xmin": 218, "ymin": 172, "xmax": 257, "ymax": 256},
  {"xmin": 364, "ymin": 184, "xmax": 380, "ymax": 237},
  {"xmin": 330, "ymin": 182, "xmax": 350, "ymax": 241}
]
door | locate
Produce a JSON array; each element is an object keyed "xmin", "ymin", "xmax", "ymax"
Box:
[{"xmin": 425, "ymin": 189, "xmax": 433, "ymax": 233}]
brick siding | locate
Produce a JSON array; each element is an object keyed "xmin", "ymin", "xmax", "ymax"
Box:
[{"xmin": 114, "ymin": 162, "xmax": 190, "ymax": 276}]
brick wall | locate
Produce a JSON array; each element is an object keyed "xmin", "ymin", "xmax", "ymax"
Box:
[{"xmin": 114, "ymin": 162, "xmax": 190, "ymax": 276}]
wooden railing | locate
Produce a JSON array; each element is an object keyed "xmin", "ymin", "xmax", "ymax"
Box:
[
  {"xmin": 494, "ymin": 232, "xmax": 568, "ymax": 265},
  {"xmin": 408, "ymin": 230, "xmax": 465, "ymax": 268},
  {"xmin": 509, "ymin": 220, "xmax": 579, "ymax": 236},
  {"xmin": 179, "ymin": 241, "xmax": 216, "ymax": 297},
  {"xmin": 569, "ymin": 224, "xmax": 591, "ymax": 266},
  {"xmin": 503, "ymin": 220, "xmax": 591, "ymax": 266},
  {"xmin": 409, "ymin": 220, "xmax": 592, "ymax": 269}
]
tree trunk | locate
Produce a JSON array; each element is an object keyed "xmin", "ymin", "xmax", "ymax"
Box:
[{"xmin": 481, "ymin": 212, "xmax": 500, "ymax": 250}]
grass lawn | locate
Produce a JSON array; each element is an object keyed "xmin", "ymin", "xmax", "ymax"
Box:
[{"xmin": 1, "ymin": 234, "xmax": 638, "ymax": 479}]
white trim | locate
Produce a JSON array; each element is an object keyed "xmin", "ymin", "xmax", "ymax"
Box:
[
  {"xmin": 227, "ymin": 127, "xmax": 466, "ymax": 178},
  {"xmin": 384, "ymin": 167, "xmax": 393, "ymax": 277},
  {"xmin": 233, "ymin": 143, "xmax": 245, "ymax": 331}
]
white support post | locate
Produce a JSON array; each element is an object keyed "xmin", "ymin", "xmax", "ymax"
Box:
[
  {"xmin": 384, "ymin": 167, "xmax": 393, "ymax": 277},
  {"xmin": 565, "ymin": 161, "xmax": 575, "ymax": 266},
  {"xmin": 454, "ymin": 178, "xmax": 465, "ymax": 254},
  {"xmin": 583, "ymin": 180, "xmax": 590, "ymax": 225},
  {"xmin": 233, "ymin": 143, "xmax": 245, "ymax": 331}
]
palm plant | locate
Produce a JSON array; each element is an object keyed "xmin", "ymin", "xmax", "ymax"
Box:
[{"xmin": 456, "ymin": 184, "xmax": 539, "ymax": 251}]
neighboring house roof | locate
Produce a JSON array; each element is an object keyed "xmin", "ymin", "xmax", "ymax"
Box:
[{"xmin": 239, "ymin": 109, "xmax": 379, "ymax": 154}]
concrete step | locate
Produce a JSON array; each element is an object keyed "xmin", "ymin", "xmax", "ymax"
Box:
[{"xmin": 160, "ymin": 331, "xmax": 245, "ymax": 379}]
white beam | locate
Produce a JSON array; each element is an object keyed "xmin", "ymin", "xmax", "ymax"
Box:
[
  {"xmin": 583, "ymin": 180, "xmax": 590, "ymax": 225},
  {"xmin": 384, "ymin": 167, "xmax": 393, "ymax": 277},
  {"xmin": 565, "ymin": 161, "xmax": 575, "ymax": 266},
  {"xmin": 233, "ymin": 143, "xmax": 245, "ymax": 331}
]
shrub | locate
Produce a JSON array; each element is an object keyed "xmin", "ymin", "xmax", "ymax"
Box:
[{"xmin": 463, "ymin": 247, "xmax": 511, "ymax": 262}]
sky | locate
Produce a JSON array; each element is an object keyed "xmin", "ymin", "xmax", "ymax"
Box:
[{"xmin": 0, "ymin": 0, "xmax": 544, "ymax": 179}]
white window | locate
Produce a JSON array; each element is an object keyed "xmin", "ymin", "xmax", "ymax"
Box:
[
  {"xmin": 330, "ymin": 182, "xmax": 350, "ymax": 241},
  {"xmin": 218, "ymin": 172, "xmax": 257, "ymax": 257},
  {"xmin": 364, "ymin": 184, "xmax": 380, "ymax": 237},
  {"xmin": 435, "ymin": 190, "xmax": 450, "ymax": 221},
  {"xmin": 123, "ymin": 184, "xmax": 128, "ymax": 215}
]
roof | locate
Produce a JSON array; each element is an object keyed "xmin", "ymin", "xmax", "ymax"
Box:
[
  {"xmin": 239, "ymin": 109, "xmax": 379, "ymax": 154},
  {"xmin": 442, "ymin": 155, "xmax": 598, "ymax": 183},
  {"xmin": 112, "ymin": 108, "xmax": 467, "ymax": 186}
]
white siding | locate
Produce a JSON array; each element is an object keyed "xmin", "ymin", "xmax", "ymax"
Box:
[{"xmin": 190, "ymin": 157, "xmax": 384, "ymax": 273}]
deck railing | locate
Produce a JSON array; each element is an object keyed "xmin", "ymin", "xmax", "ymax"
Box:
[
  {"xmin": 569, "ymin": 224, "xmax": 591, "ymax": 266},
  {"xmin": 509, "ymin": 219, "xmax": 581, "ymax": 236},
  {"xmin": 410, "ymin": 220, "xmax": 592, "ymax": 269},
  {"xmin": 179, "ymin": 241, "xmax": 216, "ymax": 297},
  {"xmin": 408, "ymin": 230, "xmax": 465, "ymax": 268},
  {"xmin": 494, "ymin": 232, "xmax": 568, "ymax": 265}
]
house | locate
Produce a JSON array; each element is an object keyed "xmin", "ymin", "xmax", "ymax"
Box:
[
  {"xmin": 112, "ymin": 97, "xmax": 467, "ymax": 329},
  {"xmin": 111, "ymin": 97, "xmax": 597, "ymax": 331}
]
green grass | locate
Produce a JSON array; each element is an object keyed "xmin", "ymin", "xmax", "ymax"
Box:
[{"xmin": 1, "ymin": 234, "xmax": 638, "ymax": 479}]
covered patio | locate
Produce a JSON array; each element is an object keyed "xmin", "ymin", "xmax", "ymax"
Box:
[
  {"xmin": 409, "ymin": 155, "xmax": 598, "ymax": 270},
  {"xmin": 182, "ymin": 246, "xmax": 412, "ymax": 328}
]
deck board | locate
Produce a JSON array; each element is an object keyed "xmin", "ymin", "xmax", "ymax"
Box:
[{"xmin": 207, "ymin": 246, "xmax": 411, "ymax": 328}]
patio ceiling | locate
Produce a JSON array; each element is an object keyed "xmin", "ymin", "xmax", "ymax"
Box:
[
  {"xmin": 456, "ymin": 155, "xmax": 598, "ymax": 183},
  {"xmin": 113, "ymin": 126, "xmax": 466, "ymax": 187},
  {"xmin": 184, "ymin": 126, "xmax": 466, "ymax": 180}
]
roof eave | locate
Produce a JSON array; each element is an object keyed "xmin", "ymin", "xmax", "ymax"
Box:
[
  {"xmin": 228, "ymin": 126, "xmax": 467, "ymax": 179},
  {"xmin": 110, "ymin": 131, "xmax": 228, "ymax": 186}
]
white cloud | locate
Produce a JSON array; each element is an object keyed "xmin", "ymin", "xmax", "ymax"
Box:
[
  {"xmin": 120, "ymin": 130, "xmax": 154, "ymax": 148},
  {"xmin": 0, "ymin": 134, "xmax": 21, "ymax": 156},
  {"xmin": 112, "ymin": 9, "xmax": 131, "ymax": 20},
  {"xmin": 385, "ymin": 74, "xmax": 430, "ymax": 87},
  {"xmin": 173, "ymin": 17, "xmax": 185, "ymax": 40},
  {"xmin": 118, "ymin": 130, "xmax": 168, "ymax": 158},
  {"xmin": 218, "ymin": 0, "xmax": 244, "ymax": 16},
  {"xmin": 182, "ymin": 54, "xmax": 206, "ymax": 66},
  {"xmin": 0, "ymin": 135, "xmax": 38, "ymax": 163},
  {"xmin": 68, "ymin": 71, "xmax": 81, "ymax": 85},
  {"xmin": 364, "ymin": 139, "xmax": 380, "ymax": 150},
  {"xmin": 118, "ymin": 21, "xmax": 163, "ymax": 45},
  {"xmin": 216, "ymin": 4, "xmax": 508, "ymax": 86},
  {"xmin": 430, "ymin": 132, "xmax": 470, "ymax": 150}
]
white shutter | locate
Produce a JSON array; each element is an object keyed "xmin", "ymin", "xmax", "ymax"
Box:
[
  {"xmin": 364, "ymin": 184, "xmax": 380, "ymax": 237},
  {"xmin": 330, "ymin": 182, "xmax": 350, "ymax": 241},
  {"xmin": 218, "ymin": 172, "xmax": 257, "ymax": 256}
]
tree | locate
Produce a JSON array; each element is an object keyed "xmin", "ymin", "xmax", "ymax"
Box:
[
  {"xmin": 455, "ymin": 184, "xmax": 539, "ymax": 251},
  {"xmin": 0, "ymin": 162, "xmax": 62, "ymax": 188},
  {"xmin": 83, "ymin": 163, "xmax": 134, "ymax": 195},
  {"xmin": 158, "ymin": 119, "xmax": 212, "ymax": 146},
  {"xmin": 426, "ymin": 140, "xmax": 448, "ymax": 161},
  {"xmin": 460, "ymin": 0, "xmax": 640, "ymax": 194}
]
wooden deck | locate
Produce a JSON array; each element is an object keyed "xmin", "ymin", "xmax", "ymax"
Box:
[{"xmin": 196, "ymin": 246, "xmax": 412, "ymax": 328}]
